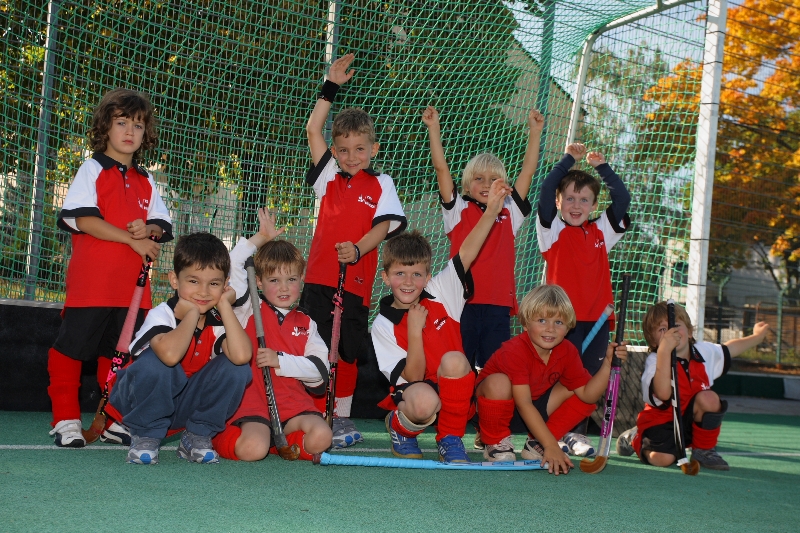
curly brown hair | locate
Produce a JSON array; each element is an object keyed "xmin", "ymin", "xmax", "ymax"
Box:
[{"xmin": 88, "ymin": 89, "xmax": 157, "ymax": 160}]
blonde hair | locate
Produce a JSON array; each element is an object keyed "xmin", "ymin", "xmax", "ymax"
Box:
[
  {"xmin": 254, "ymin": 240, "xmax": 306, "ymax": 278},
  {"xmin": 461, "ymin": 153, "xmax": 507, "ymax": 196},
  {"xmin": 642, "ymin": 301, "xmax": 694, "ymax": 351},
  {"xmin": 518, "ymin": 284, "xmax": 576, "ymax": 330}
]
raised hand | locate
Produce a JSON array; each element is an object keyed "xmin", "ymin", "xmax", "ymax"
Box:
[
  {"xmin": 566, "ymin": 143, "xmax": 586, "ymax": 161},
  {"xmin": 327, "ymin": 53, "xmax": 356, "ymax": 86},
  {"xmin": 257, "ymin": 206, "xmax": 285, "ymax": 241},
  {"xmin": 422, "ymin": 106, "xmax": 441, "ymax": 130},
  {"xmin": 528, "ymin": 109, "xmax": 545, "ymax": 134},
  {"xmin": 586, "ymin": 152, "xmax": 607, "ymax": 168}
]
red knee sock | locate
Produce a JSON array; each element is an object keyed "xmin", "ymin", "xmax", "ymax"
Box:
[
  {"xmin": 690, "ymin": 424, "xmax": 720, "ymax": 450},
  {"xmin": 336, "ymin": 359, "xmax": 358, "ymax": 398},
  {"xmin": 545, "ymin": 395, "xmax": 596, "ymax": 441},
  {"xmin": 47, "ymin": 348, "xmax": 82, "ymax": 426},
  {"xmin": 285, "ymin": 430, "xmax": 314, "ymax": 461},
  {"xmin": 212, "ymin": 425, "xmax": 242, "ymax": 461},
  {"xmin": 477, "ymin": 397, "xmax": 514, "ymax": 445},
  {"xmin": 390, "ymin": 410, "xmax": 426, "ymax": 438},
  {"xmin": 436, "ymin": 373, "xmax": 475, "ymax": 440}
]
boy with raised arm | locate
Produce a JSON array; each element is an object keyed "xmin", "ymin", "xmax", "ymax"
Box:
[
  {"xmin": 301, "ymin": 53, "xmax": 407, "ymax": 448},
  {"xmin": 616, "ymin": 301, "xmax": 769, "ymax": 471},
  {"xmin": 422, "ymin": 106, "xmax": 544, "ymax": 371},
  {"xmin": 372, "ymin": 180, "xmax": 511, "ymax": 463},
  {"xmin": 211, "ymin": 207, "xmax": 333, "ymax": 461},
  {"xmin": 536, "ymin": 142, "xmax": 631, "ymax": 455},
  {"xmin": 106, "ymin": 233, "xmax": 253, "ymax": 464}
]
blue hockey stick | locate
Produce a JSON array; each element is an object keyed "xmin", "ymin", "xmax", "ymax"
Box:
[
  {"xmin": 582, "ymin": 303, "xmax": 614, "ymax": 352},
  {"xmin": 313, "ymin": 452, "xmax": 546, "ymax": 471}
]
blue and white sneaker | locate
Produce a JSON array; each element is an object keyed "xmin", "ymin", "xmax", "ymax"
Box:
[
  {"xmin": 176, "ymin": 430, "xmax": 219, "ymax": 464},
  {"xmin": 100, "ymin": 421, "xmax": 131, "ymax": 446},
  {"xmin": 385, "ymin": 412, "xmax": 423, "ymax": 459},
  {"xmin": 561, "ymin": 432, "xmax": 596, "ymax": 457},
  {"xmin": 49, "ymin": 419, "xmax": 86, "ymax": 448},
  {"xmin": 437, "ymin": 435, "xmax": 470, "ymax": 463},
  {"xmin": 127, "ymin": 435, "xmax": 161, "ymax": 465},
  {"xmin": 331, "ymin": 417, "xmax": 363, "ymax": 449}
]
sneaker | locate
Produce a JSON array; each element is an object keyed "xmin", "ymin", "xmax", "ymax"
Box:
[
  {"xmin": 176, "ymin": 430, "xmax": 219, "ymax": 464},
  {"xmin": 561, "ymin": 432, "xmax": 596, "ymax": 457},
  {"xmin": 127, "ymin": 435, "xmax": 161, "ymax": 464},
  {"xmin": 521, "ymin": 438, "xmax": 544, "ymax": 461},
  {"xmin": 473, "ymin": 429, "xmax": 485, "ymax": 450},
  {"xmin": 331, "ymin": 417, "xmax": 363, "ymax": 449},
  {"xmin": 384, "ymin": 412, "xmax": 423, "ymax": 459},
  {"xmin": 100, "ymin": 421, "xmax": 131, "ymax": 446},
  {"xmin": 49, "ymin": 419, "xmax": 86, "ymax": 448},
  {"xmin": 483, "ymin": 435, "xmax": 516, "ymax": 462},
  {"xmin": 437, "ymin": 435, "xmax": 470, "ymax": 463},
  {"xmin": 616, "ymin": 426, "xmax": 637, "ymax": 457},
  {"xmin": 692, "ymin": 447, "xmax": 730, "ymax": 471}
]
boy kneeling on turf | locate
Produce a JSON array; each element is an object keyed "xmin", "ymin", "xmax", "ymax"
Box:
[
  {"xmin": 107, "ymin": 233, "xmax": 253, "ymax": 464},
  {"xmin": 475, "ymin": 284, "xmax": 627, "ymax": 475},
  {"xmin": 372, "ymin": 180, "xmax": 511, "ymax": 463},
  {"xmin": 616, "ymin": 301, "xmax": 768, "ymax": 471},
  {"xmin": 211, "ymin": 207, "xmax": 333, "ymax": 461}
]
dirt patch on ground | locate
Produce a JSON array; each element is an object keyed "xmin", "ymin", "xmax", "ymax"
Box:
[{"xmin": 731, "ymin": 359, "xmax": 800, "ymax": 376}]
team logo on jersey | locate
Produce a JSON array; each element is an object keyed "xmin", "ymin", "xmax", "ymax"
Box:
[
  {"xmin": 138, "ymin": 198, "xmax": 150, "ymax": 210},
  {"xmin": 495, "ymin": 213, "xmax": 508, "ymax": 224},
  {"xmin": 354, "ymin": 276, "xmax": 364, "ymax": 284},
  {"xmin": 433, "ymin": 316, "xmax": 447, "ymax": 330},
  {"xmin": 549, "ymin": 372, "xmax": 561, "ymax": 385},
  {"xmin": 358, "ymin": 195, "xmax": 376, "ymax": 208},
  {"xmin": 595, "ymin": 237, "xmax": 605, "ymax": 248},
  {"xmin": 292, "ymin": 326, "xmax": 309, "ymax": 337}
]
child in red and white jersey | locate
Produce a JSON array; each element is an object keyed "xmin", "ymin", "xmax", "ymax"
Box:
[
  {"xmin": 211, "ymin": 207, "xmax": 333, "ymax": 461},
  {"xmin": 372, "ymin": 180, "xmax": 512, "ymax": 463},
  {"xmin": 422, "ymin": 106, "xmax": 544, "ymax": 371},
  {"xmin": 48, "ymin": 89, "xmax": 172, "ymax": 448},
  {"xmin": 617, "ymin": 301, "xmax": 768, "ymax": 471},
  {"xmin": 301, "ymin": 53, "xmax": 407, "ymax": 448}
]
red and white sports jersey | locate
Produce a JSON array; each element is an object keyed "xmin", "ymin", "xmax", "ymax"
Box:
[
  {"xmin": 57, "ymin": 152, "xmax": 172, "ymax": 308},
  {"xmin": 635, "ymin": 342, "xmax": 731, "ymax": 433},
  {"xmin": 233, "ymin": 303, "xmax": 330, "ymax": 422},
  {"xmin": 441, "ymin": 189, "xmax": 530, "ymax": 309},
  {"xmin": 304, "ymin": 150, "xmax": 407, "ymax": 305},
  {"xmin": 476, "ymin": 332, "xmax": 591, "ymax": 400},
  {"xmin": 227, "ymin": 237, "xmax": 329, "ymax": 421},
  {"xmin": 129, "ymin": 295, "xmax": 227, "ymax": 378},
  {"xmin": 372, "ymin": 257, "xmax": 472, "ymax": 386},
  {"xmin": 536, "ymin": 207, "xmax": 627, "ymax": 322}
]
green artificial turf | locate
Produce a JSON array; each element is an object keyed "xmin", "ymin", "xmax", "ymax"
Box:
[{"xmin": 1, "ymin": 412, "xmax": 798, "ymax": 532}]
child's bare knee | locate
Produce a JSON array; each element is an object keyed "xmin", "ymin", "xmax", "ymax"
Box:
[
  {"xmin": 693, "ymin": 390, "xmax": 721, "ymax": 416},
  {"xmin": 401, "ymin": 385, "xmax": 440, "ymax": 421},
  {"xmin": 647, "ymin": 451, "xmax": 675, "ymax": 468},
  {"xmin": 476, "ymin": 373, "xmax": 512, "ymax": 400},
  {"xmin": 304, "ymin": 425, "xmax": 333, "ymax": 454},
  {"xmin": 235, "ymin": 436, "xmax": 270, "ymax": 462},
  {"xmin": 438, "ymin": 351, "xmax": 471, "ymax": 378}
]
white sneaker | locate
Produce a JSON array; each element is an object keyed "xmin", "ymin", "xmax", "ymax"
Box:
[
  {"xmin": 483, "ymin": 435, "xmax": 516, "ymax": 462},
  {"xmin": 100, "ymin": 421, "xmax": 131, "ymax": 446},
  {"xmin": 561, "ymin": 432, "xmax": 596, "ymax": 457},
  {"xmin": 49, "ymin": 419, "xmax": 86, "ymax": 448}
]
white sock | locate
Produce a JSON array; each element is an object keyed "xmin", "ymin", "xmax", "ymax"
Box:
[{"xmin": 334, "ymin": 395, "xmax": 353, "ymax": 418}]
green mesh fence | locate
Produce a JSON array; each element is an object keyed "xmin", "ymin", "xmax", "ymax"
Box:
[{"xmin": 2, "ymin": 1, "xmax": 714, "ymax": 426}]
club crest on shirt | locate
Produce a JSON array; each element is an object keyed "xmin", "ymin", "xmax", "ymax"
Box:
[
  {"xmin": 549, "ymin": 372, "xmax": 561, "ymax": 385},
  {"xmin": 495, "ymin": 212, "xmax": 508, "ymax": 224},
  {"xmin": 358, "ymin": 194, "xmax": 376, "ymax": 208},
  {"xmin": 138, "ymin": 197, "xmax": 151, "ymax": 210},
  {"xmin": 354, "ymin": 276, "xmax": 364, "ymax": 285},
  {"xmin": 594, "ymin": 237, "xmax": 605, "ymax": 248},
  {"xmin": 433, "ymin": 316, "xmax": 447, "ymax": 330},
  {"xmin": 292, "ymin": 326, "xmax": 309, "ymax": 337}
]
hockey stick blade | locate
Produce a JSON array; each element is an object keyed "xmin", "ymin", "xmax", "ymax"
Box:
[
  {"xmin": 679, "ymin": 458, "xmax": 700, "ymax": 476},
  {"xmin": 312, "ymin": 452, "xmax": 546, "ymax": 470},
  {"xmin": 579, "ymin": 454, "xmax": 608, "ymax": 474}
]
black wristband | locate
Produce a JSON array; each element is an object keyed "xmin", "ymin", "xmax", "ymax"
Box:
[
  {"xmin": 350, "ymin": 244, "xmax": 361, "ymax": 265},
  {"xmin": 319, "ymin": 80, "xmax": 340, "ymax": 102}
]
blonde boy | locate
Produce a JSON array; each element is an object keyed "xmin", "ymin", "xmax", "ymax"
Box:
[{"xmin": 475, "ymin": 285, "xmax": 627, "ymax": 475}]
